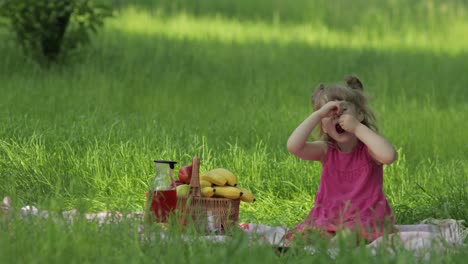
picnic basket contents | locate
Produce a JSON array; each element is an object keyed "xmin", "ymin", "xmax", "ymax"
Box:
[{"xmin": 147, "ymin": 156, "xmax": 255, "ymax": 233}]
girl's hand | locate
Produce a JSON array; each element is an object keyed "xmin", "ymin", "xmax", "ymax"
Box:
[
  {"xmin": 338, "ymin": 114, "xmax": 361, "ymax": 134},
  {"xmin": 317, "ymin": 101, "xmax": 344, "ymax": 118}
]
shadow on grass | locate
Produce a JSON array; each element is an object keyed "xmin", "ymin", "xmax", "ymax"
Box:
[
  {"xmin": 3, "ymin": 22, "xmax": 466, "ymax": 104},
  {"xmin": 1, "ymin": 24, "xmax": 467, "ymax": 160},
  {"xmin": 1, "ymin": 20, "xmax": 468, "ymax": 129},
  {"xmin": 108, "ymin": 0, "xmax": 468, "ymax": 32}
]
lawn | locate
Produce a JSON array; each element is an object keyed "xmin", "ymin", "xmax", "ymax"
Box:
[{"xmin": 0, "ymin": 0, "xmax": 467, "ymax": 263}]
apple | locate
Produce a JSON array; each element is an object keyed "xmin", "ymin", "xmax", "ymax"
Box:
[
  {"xmin": 178, "ymin": 165, "xmax": 192, "ymax": 184},
  {"xmin": 176, "ymin": 184, "xmax": 190, "ymax": 197}
]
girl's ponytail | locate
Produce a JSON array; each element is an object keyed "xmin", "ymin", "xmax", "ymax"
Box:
[{"xmin": 345, "ymin": 75, "xmax": 363, "ymax": 91}]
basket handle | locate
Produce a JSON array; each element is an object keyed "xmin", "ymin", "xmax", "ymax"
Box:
[{"xmin": 188, "ymin": 156, "xmax": 201, "ymax": 197}]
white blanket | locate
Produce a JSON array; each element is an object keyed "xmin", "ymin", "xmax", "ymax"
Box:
[
  {"xmin": 4, "ymin": 197, "xmax": 467, "ymax": 259},
  {"xmin": 238, "ymin": 219, "xmax": 467, "ymax": 259}
]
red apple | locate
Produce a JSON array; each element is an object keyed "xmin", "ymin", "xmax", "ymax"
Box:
[{"xmin": 178, "ymin": 165, "xmax": 192, "ymax": 184}]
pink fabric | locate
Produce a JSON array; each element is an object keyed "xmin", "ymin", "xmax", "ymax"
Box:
[{"xmin": 293, "ymin": 140, "xmax": 394, "ymax": 241}]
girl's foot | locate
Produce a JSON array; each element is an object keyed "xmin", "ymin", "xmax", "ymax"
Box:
[{"xmin": 2, "ymin": 196, "xmax": 12, "ymax": 214}]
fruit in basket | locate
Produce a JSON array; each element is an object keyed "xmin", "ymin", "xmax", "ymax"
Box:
[
  {"xmin": 200, "ymin": 180, "xmax": 212, "ymax": 188},
  {"xmin": 208, "ymin": 168, "xmax": 238, "ymax": 186},
  {"xmin": 200, "ymin": 171, "xmax": 227, "ymax": 186},
  {"xmin": 168, "ymin": 179, "xmax": 185, "ymax": 189},
  {"xmin": 201, "ymin": 187, "xmax": 216, "ymax": 197},
  {"xmin": 237, "ymin": 187, "xmax": 256, "ymax": 203},
  {"xmin": 176, "ymin": 184, "xmax": 190, "ymax": 197},
  {"xmin": 213, "ymin": 186, "xmax": 243, "ymax": 199},
  {"xmin": 178, "ymin": 165, "xmax": 192, "ymax": 184}
]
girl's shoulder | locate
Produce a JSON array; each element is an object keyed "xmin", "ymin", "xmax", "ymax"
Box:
[
  {"xmin": 317, "ymin": 140, "xmax": 331, "ymax": 163},
  {"xmin": 296, "ymin": 140, "xmax": 328, "ymax": 162}
]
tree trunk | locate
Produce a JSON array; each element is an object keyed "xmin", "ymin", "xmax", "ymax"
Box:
[{"xmin": 41, "ymin": 10, "xmax": 72, "ymax": 61}]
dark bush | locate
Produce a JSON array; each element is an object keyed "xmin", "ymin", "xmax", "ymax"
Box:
[{"xmin": 0, "ymin": 0, "xmax": 112, "ymax": 64}]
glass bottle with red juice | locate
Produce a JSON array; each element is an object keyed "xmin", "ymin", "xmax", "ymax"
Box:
[{"xmin": 146, "ymin": 160, "xmax": 178, "ymax": 223}]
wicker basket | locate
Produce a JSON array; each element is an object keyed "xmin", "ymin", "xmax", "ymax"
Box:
[{"xmin": 177, "ymin": 157, "xmax": 240, "ymax": 233}]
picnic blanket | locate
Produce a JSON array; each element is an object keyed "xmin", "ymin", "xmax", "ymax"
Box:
[
  {"xmin": 4, "ymin": 197, "xmax": 467, "ymax": 259},
  {"xmin": 238, "ymin": 220, "xmax": 467, "ymax": 259},
  {"xmin": 238, "ymin": 220, "xmax": 467, "ymax": 246}
]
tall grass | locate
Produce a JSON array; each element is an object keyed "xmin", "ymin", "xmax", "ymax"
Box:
[
  {"xmin": 5, "ymin": 214, "xmax": 465, "ymax": 263},
  {"xmin": 0, "ymin": 0, "xmax": 467, "ymax": 262}
]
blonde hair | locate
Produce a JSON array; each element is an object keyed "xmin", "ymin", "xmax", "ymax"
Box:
[{"xmin": 311, "ymin": 75, "xmax": 378, "ymax": 142}]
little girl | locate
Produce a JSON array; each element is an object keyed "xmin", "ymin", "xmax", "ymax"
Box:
[{"xmin": 286, "ymin": 75, "xmax": 397, "ymax": 243}]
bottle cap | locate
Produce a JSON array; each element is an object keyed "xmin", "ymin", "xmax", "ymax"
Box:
[{"xmin": 154, "ymin": 160, "xmax": 177, "ymax": 169}]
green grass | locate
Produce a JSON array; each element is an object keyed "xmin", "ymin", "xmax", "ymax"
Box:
[
  {"xmin": 5, "ymin": 214, "xmax": 465, "ymax": 264},
  {"xmin": 1, "ymin": 0, "xmax": 467, "ymax": 262}
]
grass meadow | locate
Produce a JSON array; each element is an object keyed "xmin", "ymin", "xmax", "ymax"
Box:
[{"xmin": 0, "ymin": 0, "xmax": 467, "ymax": 262}]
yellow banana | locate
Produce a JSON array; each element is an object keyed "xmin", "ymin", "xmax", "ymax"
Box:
[
  {"xmin": 210, "ymin": 168, "xmax": 237, "ymax": 186},
  {"xmin": 213, "ymin": 186, "xmax": 243, "ymax": 199},
  {"xmin": 201, "ymin": 187, "xmax": 215, "ymax": 197},
  {"xmin": 200, "ymin": 171, "xmax": 227, "ymax": 186},
  {"xmin": 238, "ymin": 187, "xmax": 256, "ymax": 203},
  {"xmin": 200, "ymin": 180, "xmax": 213, "ymax": 188}
]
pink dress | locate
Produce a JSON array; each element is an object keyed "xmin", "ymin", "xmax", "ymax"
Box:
[{"xmin": 292, "ymin": 140, "xmax": 394, "ymax": 241}]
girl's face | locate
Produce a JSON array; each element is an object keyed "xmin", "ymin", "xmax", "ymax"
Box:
[{"xmin": 321, "ymin": 101, "xmax": 363, "ymax": 144}]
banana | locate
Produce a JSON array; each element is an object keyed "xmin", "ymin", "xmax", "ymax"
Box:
[
  {"xmin": 201, "ymin": 187, "xmax": 215, "ymax": 197},
  {"xmin": 200, "ymin": 180, "xmax": 213, "ymax": 188},
  {"xmin": 238, "ymin": 187, "xmax": 256, "ymax": 203},
  {"xmin": 200, "ymin": 171, "xmax": 227, "ymax": 186},
  {"xmin": 213, "ymin": 186, "xmax": 243, "ymax": 199},
  {"xmin": 209, "ymin": 168, "xmax": 237, "ymax": 186}
]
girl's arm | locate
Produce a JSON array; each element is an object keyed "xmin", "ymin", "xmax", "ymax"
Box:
[
  {"xmin": 286, "ymin": 111, "xmax": 327, "ymax": 161},
  {"xmin": 353, "ymin": 124, "xmax": 397, "ymax": 165},
  {"xmin": 338, "ymin": 111, "xmax": 397, "ymax": 165},
  {"xmin": 287, "ymin": 101, "xmax": 341, "ymax": 161}
]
